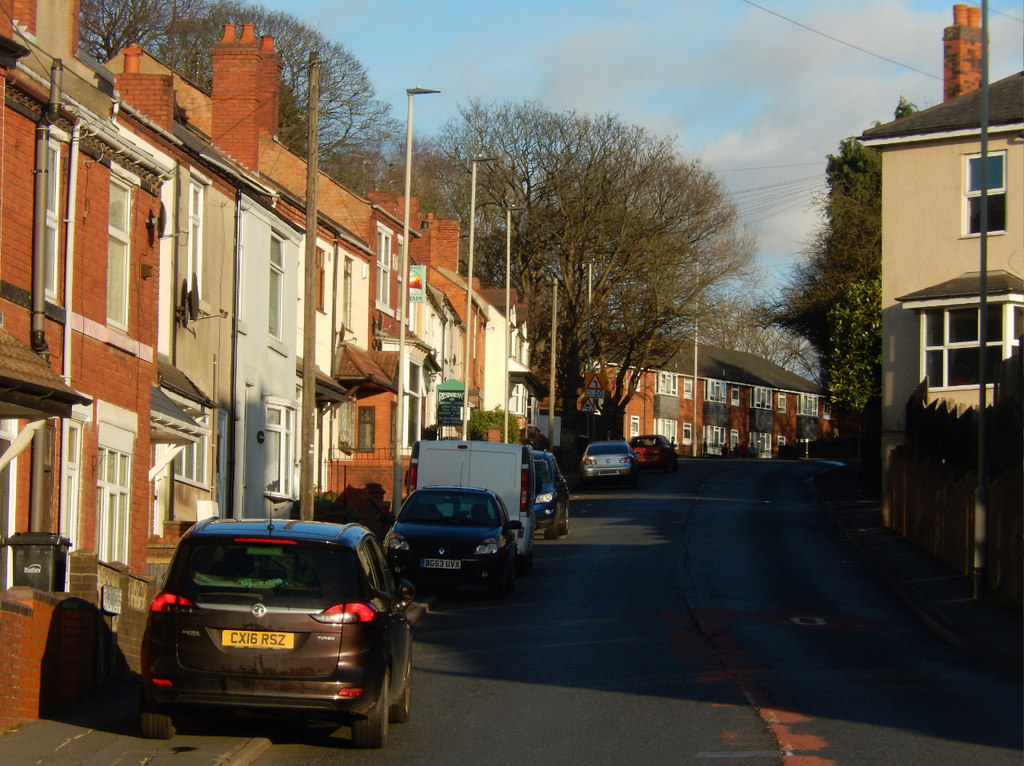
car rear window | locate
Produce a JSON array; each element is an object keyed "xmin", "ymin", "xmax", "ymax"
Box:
[
  {"xmin": 588, "ymin": 443, "xmax": 629, "ymax": 455},
  {"xmin": 168, "ymin": 540, "xmax": 363, "ymax": 609},
  {"xmin": 400, "ymin": 491, "xmax": 501, "ymax": 526},
  {"xmin": 534, "ymin": 458, "xmax": 553, "ymax": 482},
  {"xmin": 631, "ymin": 437, "xmax": 658, "ymax": 447}
]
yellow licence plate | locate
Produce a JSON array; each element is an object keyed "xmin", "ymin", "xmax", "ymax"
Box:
[{"xmin": 221, "ymin": 629, "xmax": 294, "ymax": 649}]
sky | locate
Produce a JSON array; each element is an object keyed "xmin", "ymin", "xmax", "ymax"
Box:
[{"xmin": 257, "ymin": 0, "xmax": 1023, "ymax": 294}]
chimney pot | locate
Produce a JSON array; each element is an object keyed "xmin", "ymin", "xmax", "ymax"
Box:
[
  {"xmin": 952, "ymin": 4, "xmax": 968, "ymax": 26},
  {"xmin": 219, "ymin": 24, "xmax": 236, "ymax": 43},
  {"xmin": 123, "ymin": 46, "xmax": 142, "ymax": 73},
  {"xmin": 241, "ymin": 24, "xmax": 256, "ymax": 43},
  {"xmin": 966, "ymin": 6, "xmax": 980, "ymax": 27},
  {"xmin": 260, "ymin": 35, "xmax": 275, "ymax": 53}
]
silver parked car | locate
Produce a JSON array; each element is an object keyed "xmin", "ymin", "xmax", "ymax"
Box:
[{"xmin": 579, "ymin": 440, "xmax": 640, "ymax": 490}]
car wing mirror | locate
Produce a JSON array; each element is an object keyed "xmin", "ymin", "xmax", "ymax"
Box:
[
  {"xmin": 396, "ymin": 578, "xmax": 416, "ymax": 610},
  {"xmin": 507, "ymin": 519, "xmax": 524, "ymax": 531}
]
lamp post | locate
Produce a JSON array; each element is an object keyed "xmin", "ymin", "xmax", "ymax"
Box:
[
  {"xmin": 393, "ymin": 86, "xmax": 439, "ymax": 510},
  {"xmin": 461, "ymin": 156, "xmax": 493, "ymax": 438}
]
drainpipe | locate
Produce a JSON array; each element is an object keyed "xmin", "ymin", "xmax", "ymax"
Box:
[
  {"xmin": 228, "ymin": 190, "xmax": 243, "ymax": 518},
  {"xmin": 57, "ymin": 121, "xmax": 81, "ymax": 538},
  {"xmin": 29, "ymin": 60, "xmax": 63, "ymax": 532}
]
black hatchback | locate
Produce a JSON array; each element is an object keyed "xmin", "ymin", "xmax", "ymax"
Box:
[{"xmin": 139, "ymin": 519, "xmax": 414, "ymax": 748}]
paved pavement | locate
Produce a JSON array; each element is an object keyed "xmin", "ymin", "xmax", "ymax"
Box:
[{"xmin": 0, "ymin": 459, "xmax": 1018, "ymax": 765}]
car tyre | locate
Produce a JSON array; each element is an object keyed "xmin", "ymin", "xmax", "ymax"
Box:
[
  {"xmin": 139, "ymin": 695, "xmax": 175, "ymax": 740},
  {"xmin": 558, "ymin": 509, "xmax": 569, "ymax": 537},
  {"xmin": 388, "ymin": 655, "xmax": 412, "ymax": 724},
  {"xmin": 544, "ymin": 522, "xmax": 558, "ymax": 540},
  {"xmin": 351, "ymin": 671, "xmax": 389, "ymax": 748},
  {"xmin": 490, "ymin": 559, "xmax": 512, "ymax": 598}
]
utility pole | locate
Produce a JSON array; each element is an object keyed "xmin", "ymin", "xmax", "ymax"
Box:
[
  {"xmin": 548, "ymin": 279, "xmax": 557, "ymax": 449},
  {"xmin": 299, "ymin": 52, "xmax": 320, "ymax": 520}
]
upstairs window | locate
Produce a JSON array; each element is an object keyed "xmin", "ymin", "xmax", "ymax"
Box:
[
  {"xmin": 965, "ymin": 152, "xmax": 1006, "ymax": 235},
  {"xmin": 753, "ymin": 387, "xmax": 772, "ymax": 409},
  {"xmin": 705, "ymin": 380, "xmax": 726, "ymax": 403},
  {"xmin": 376, "ymin": 227, "xmax": 392, "ymax": 305},
  {"xmin": 798, "ymin": 394, "xmax": 818, "ymax": 417},
  {"xmin": 268, "ymin": 234, "xmax": 284, "ymax": 339},
  {"xmin": 656, "ymin": 371, "xmax": 678, "ymax": 396},
  {"xmin": 107, "ymin": 181, "xmax": 131, "ymax": 328}
]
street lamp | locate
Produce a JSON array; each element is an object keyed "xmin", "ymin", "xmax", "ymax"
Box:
[
  {"xmin": 503, "ymin": 207, "xmax": 523, "ymax": 443},
  {"xmin": 461, "ymin": 156, "xmax": 494, "ymax": 438},
  {"xmin": 393, "ymin": 86, "xmax": 439, "ymax": 510}
]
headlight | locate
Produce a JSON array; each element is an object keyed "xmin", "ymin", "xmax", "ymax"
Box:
[
  {"xmin": 386, "ymin": 534, "xmax": 409, "ymax": 552},
  {"xmin": 475, "ymin": 537, "xmax": 499, "ymax": 555},
  {"xmin": 535, "ymin": 491, "xmax": 554, "ymax": 504}
]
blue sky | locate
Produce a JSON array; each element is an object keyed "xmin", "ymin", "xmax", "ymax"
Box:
[{"xmin": 258, "ymin": 0, "xmax": 1023, "ymax": 291}]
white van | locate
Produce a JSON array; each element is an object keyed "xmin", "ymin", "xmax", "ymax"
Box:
[{"xmin": 408, "ymin": 441, "xmax": 536, "ymax": 573}]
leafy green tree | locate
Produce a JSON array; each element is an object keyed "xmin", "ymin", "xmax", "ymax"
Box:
[{"xmin": 826, "ymin": 276, "xmax": 881, "ymax": 410}]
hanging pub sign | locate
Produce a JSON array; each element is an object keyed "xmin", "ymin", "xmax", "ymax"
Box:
[{"xmin": 409, "ymin": 265, "xmax": 426, "ymax": 303}]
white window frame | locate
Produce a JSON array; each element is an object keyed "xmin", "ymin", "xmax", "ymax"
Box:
[
  {"xmin": 703, "ymin": 425, "xmax": 726, "ymax": 451},
  {"xmin": 656, "ymin": 371, "xmax": 678, "ymax": 396},
  {"xmin": 268, "ymin": 233, "xmax": 284, "ymax": 340},
  {"xmin": 59, "ymin": 420, "xmax": 83, "ymax": 550},
  {"xmin": 798, "ymin": 394, "xmax": 818, "ymax": 417},
  {"xmin": 777, "ymin": 435, "xmax": 786, "ymax": 449},
  {"xmin": 777, "ymin": 393, "xmax": 787, "ymax": 413},
  {"xmin": 187, "ymin": 180, "xmax": 205, "ymax": 296},
  {"xmin": 705, "ymin": 380, "xmax": 726, "ymax": 403},
  {"xmin": 376, "ymin": 225, "xmax": 392, "ymax": 306},
  {"xmin": 681, "ymin": 422, "xmax": 693, "ymax": 446},
  {"xmin": 964, "ymin": 151, "xmax": 1006, "ymax": 236},
  {"xmin": 682, "ymin": 377, "xmax": 693, "ymax": 400},
  {"xmin": 173, "ymin": 413, "xmax": 209, "ymax": 487},
  {"xmin": 921, "ymin": 304, "xmax": 1019, "ymax": 389},
  {"xmin": 264, "ymin": 401, "xmax": 296, "ymax": 498},
  {"xmin": 753, "ymin": 386, "xmax": 772, "ymax": 410},
  {"xmin": 730, "ymin": 385, "xmax": 740, "ymax": 406},
  {"xmin": 629, "ymin": 416, "xmax": 640, "ymax": 438},
  {"xmin": 656, "ymin": 418, "xmax": 677, "ymax": 444},
  {"xmin": 106, "ymin": 179, "xmax": 132, "ymax": 328},
  {"xmin": 44, "ymin": 140, "xmax": 61, "ymax": 299},
  {"xmin": 96, "ymin": 445, "xmax": 132, "ymax": 564}
]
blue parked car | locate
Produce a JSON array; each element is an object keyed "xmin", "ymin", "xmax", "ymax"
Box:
[{"xmin": 533, "ymin": 451, "xmax": 570, "ymax": 539}]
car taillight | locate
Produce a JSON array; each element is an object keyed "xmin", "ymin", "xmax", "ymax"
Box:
[
  {"xmin": 150, "ymin": 592, "xmax": 196, "ymax": 613},
  {"xmin": 583, "ymin": 457, "xmax": 596, "ymax": 465},
  {"xmin": 520, "ymin": 467, "xmax": 529, "ymax": 511},
  {"xmin": 407, "ymin": 464, "xmax": 418, "ymax": 490},
  {"xmin": 314, "ymin": 602, "xmax": 378, "ymax": 625}
]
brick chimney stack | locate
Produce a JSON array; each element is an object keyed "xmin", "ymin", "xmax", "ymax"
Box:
[
  {"xmin": 943, "ymin": 4, "xmax": 982, "ymax": 102},
  {"xmin": 416, "ymin": 213, "xmax": 461, "ymax": 274},
  {"xmin": 211, "ymin": 23, "xmax": 281, "ymax": 170},
  {"xmin": 115, "ymin": 47, "xmax": 175, "ymax": 131}
]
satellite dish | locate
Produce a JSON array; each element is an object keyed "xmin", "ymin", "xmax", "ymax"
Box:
[
  {"xmin": 188, "ymin": 272, "xmax": 200, "ymax": 320},
  {"xmin": 179, "ymin": 278, "xmax": 189, "ymax": 328}
]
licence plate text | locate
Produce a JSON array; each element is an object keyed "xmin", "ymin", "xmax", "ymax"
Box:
[
  {"xmin": 222, "ymin": 630, "xmax": 294, "ymax": 649},
  {"xmin": 422, "ymin": 558, "xmax": 461, "ymax": 570}
]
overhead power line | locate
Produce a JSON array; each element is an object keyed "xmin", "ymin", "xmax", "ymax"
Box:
[{"xmin": 739, "ymin": 0, "xmax": 941, "ymax": 81}]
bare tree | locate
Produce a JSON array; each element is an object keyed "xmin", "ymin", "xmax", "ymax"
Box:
[
  {"xmin": 79, "ymin": 0, "xmax": 400, "ymax": 192},
  {"xmin": 434, "ymin": 100, "xmax": 755, "ymax": 440}
]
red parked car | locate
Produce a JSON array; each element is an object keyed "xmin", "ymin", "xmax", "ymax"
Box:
[{"xmin": 629, "ymin": 435, "xmax": 679, "ymax": 472}]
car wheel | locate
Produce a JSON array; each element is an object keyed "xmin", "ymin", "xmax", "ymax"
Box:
[
  {"xmin": 490, "ymin": 561, "xmax": 510, "ymax": 598},
  {"xmin": 558, "ymin": 509, "xmax": 569, "ymax": 537},
  {"xmin": 351, "ymin": 671, "xmax": 389, "ymax": 748},
  {"xmin": 388, "ymin": 655, "xmax": 412, "ymax": 724},
  {"xmin": 544, "ymin": 522, "xmax": 558, "ymax": 540},
  {"xmin": 139, "ymin": 694, "xmax": 175, "ymax": 740}
]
